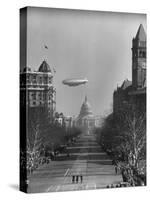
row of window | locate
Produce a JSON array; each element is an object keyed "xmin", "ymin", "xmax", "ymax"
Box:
[
  {"xmin": 31, "ymin": 101, "xmax": 53, "ymax": 106},
  {"xmin": 20, "ymin": 79, "xmax": 52, "ymax": 86},
  {"xmin": 133, "ymin": 50, "xmax": 146, "ymax": 58},
  {"xmin": 139, "ymin": 41, "xmax": 146, "ymax": 47},
  {"xmin": 26, "ymin": 75, "xmax": 52, "ymax": 84},
  {"xmin": 30, "ymin": 93, "xmax": 52, "ymax": 100},
  {"xmin": 139, "ymin": 51, "xmax": 146, "ymax": 58}
]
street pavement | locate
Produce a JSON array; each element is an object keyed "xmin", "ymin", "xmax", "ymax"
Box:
[{"xmin": 28, "ymin": 133, "xmax": 122, "ymax": 193}]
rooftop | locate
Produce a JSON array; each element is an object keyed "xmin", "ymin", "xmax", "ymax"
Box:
[
  {"xmin": 121, "ymin": 79, "xmax": 132, "ymax": 90},
  {"xmin": 135, "ymin": 24, "xmax": 146, "ymax": 41},
  {"xmin": 38, "ymin": 60, "xmax": 52, "ymax": 73}
]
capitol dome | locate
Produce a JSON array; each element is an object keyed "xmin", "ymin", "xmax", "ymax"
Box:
[{"xmin": 78, "ymin": 96, "xmax": 93, "ymax": 119}]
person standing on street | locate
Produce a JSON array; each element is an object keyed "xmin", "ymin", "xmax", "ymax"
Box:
[
  {"xmin": 80, "ymin": 174, "xmax": 83, "ymax": 183},
  {"xmin": 76, "ymin": 175, "xmax": 79, "ymax": 183},
  {"xmin": 72, "ymin": 175, "xmax": 75, "ymax": 183},
  {"xmin": 115, "ymin": 165, "xmax": 118, "ymax": 174}
]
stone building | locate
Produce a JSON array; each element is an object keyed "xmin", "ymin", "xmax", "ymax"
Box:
[
  {"xmin": 132, "ymin": 24, "xmax": 146, "ymax": 89},
  {"xmin": 113, "ymin": 79, "xmax": 132, "ymax": 113},
  {"xmin": 113, "ymin": 24, "xmax": 146, "ymax": 114},
  {"xmin": 20, "ymin": 60, "xmax": 56, "ymax": 121},
  {"xmin": 64, "ymin": 116, "xmax": 75, "ymax": 129}
]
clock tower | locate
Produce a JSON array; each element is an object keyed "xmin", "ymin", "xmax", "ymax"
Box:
[{"xmin": 132, "ymin": 24, "xmax": 146, "ymax": 89}]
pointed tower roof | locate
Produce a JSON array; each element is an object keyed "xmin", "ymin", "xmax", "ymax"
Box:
[
  {"xmin": 135, "ymin": 24, "xmax": 146, "ymax": 41},
  {"xmin": 38, "ymin": 60, "xmax": 52, "ymax": 73}
]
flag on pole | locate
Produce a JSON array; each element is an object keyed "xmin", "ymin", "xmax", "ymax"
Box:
[{"xmin": 44, "ymin": 44, "xmax": 48, "ymax": 49}]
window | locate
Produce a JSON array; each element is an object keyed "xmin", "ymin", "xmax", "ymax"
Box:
[
  {"xmin": 26, "ymin": 74, "xmax": 30, "ymax": 84},
  {"xmin": 44, "ymin": 93, "xmax": 47, "ymax": 100},
  {"xmin": 44, "ymin": 76, "xmax": 48, "ymax": 84},
  {"xmin": 49, "ymin": 77, "xmax": 52, "ymax": 84},
  {"xmin": 139, "ymin": 41, "xmax": 146, "ymax": 47},
  {"xmin": 32, "ymin": 75, "xmax": 36, "ymax": 83},
  {"xmin": 39, "ymin": 93, "xmax": 42, "ymax": 100},
  {"xmin": 39, "ymin": 76, "xmax": 42, "ymax": 84},
  {"xmin": 32, "ymin": 92, "xmax": 36, "ymax": 100},
  {"xmin": 139, "ymin": 51, "xmax": 146, "ymax": 58},
  {"xmin": 143, "ymin": 51, "xmax": 146, "ymax": 58}
]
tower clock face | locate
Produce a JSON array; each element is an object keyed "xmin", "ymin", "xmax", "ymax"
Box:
[{"xmin": 139, "ymin": 61, "xmax": 146, "ymax": 69}]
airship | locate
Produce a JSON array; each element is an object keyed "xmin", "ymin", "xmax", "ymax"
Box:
[{"xmin": 62, "ymin": 78, "xmax": 88, "ymax": 87}]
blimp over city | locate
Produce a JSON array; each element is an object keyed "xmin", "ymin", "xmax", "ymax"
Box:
[{"xmin": 62, "ymin": 78, "xmax": 88, "ymax": 87}]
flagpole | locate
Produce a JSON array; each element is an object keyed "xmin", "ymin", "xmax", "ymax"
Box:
[
  {"xmin": 43, "ymin": 44, "xmax": 48, "ymax": 61},
  {"xmin": 43, "ymin": 44, "xmax": 56, "ymax": 75}
]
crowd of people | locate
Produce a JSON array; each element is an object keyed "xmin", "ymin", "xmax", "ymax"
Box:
[{"xmin": 106, "ymin": 182, "xmax": 130, "ymax": 188}]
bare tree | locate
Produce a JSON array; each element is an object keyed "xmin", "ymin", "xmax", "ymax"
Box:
[
  {"xmin": 112, "ymin": 104, "xmax": 146, "ymax": 186},
  {"xmin": 26, "ymin": 108, "xmax": 47, "ymax": 174},
  {"xmin": 116, "ymin": 104, "xmax": 146, "ymax": 169},
  {"xmin": 95, "ymin": 103, "xmax": 146, "ymax": 186}
]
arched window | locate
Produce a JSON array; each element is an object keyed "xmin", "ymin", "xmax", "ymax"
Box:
[
  {"xmin": 143, "ymin": 51, "xmax": 146, "ymax": 58},
  {"xmin": 139, "ymin": 51, "xmax": 146, "ymax": 58},
  {"xmin": 139, "ymin": 51, "xmax": 143, "ymax": 57}
]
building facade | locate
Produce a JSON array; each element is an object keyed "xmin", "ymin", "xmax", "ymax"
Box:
[
  {"xmin": 132, "ymin": 24, "xmax": 146, "ymax": 89},
  {"xmin": 54, "ymin": 112, "xmax": 76, "ymax": 130},
  {"xmin": 113, "ymin": 79, "xmax": 132, "ymax": 113},
  {"xmin": 20, "ymin": 60, "xmax": 56, "ymax": 121},
  {"xmin": 113, "ymin": 24, "xmax": 146, "ymax": 114}
]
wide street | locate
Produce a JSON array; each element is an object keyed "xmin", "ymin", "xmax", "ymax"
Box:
[{"xmin": 28, "ymin": 133, "xmax": 122, "ymax": 193}]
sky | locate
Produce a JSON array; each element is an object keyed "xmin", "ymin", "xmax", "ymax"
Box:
[{"xmin": 26, "ymin": 7, "xmax": 146, "ymax": 117}]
